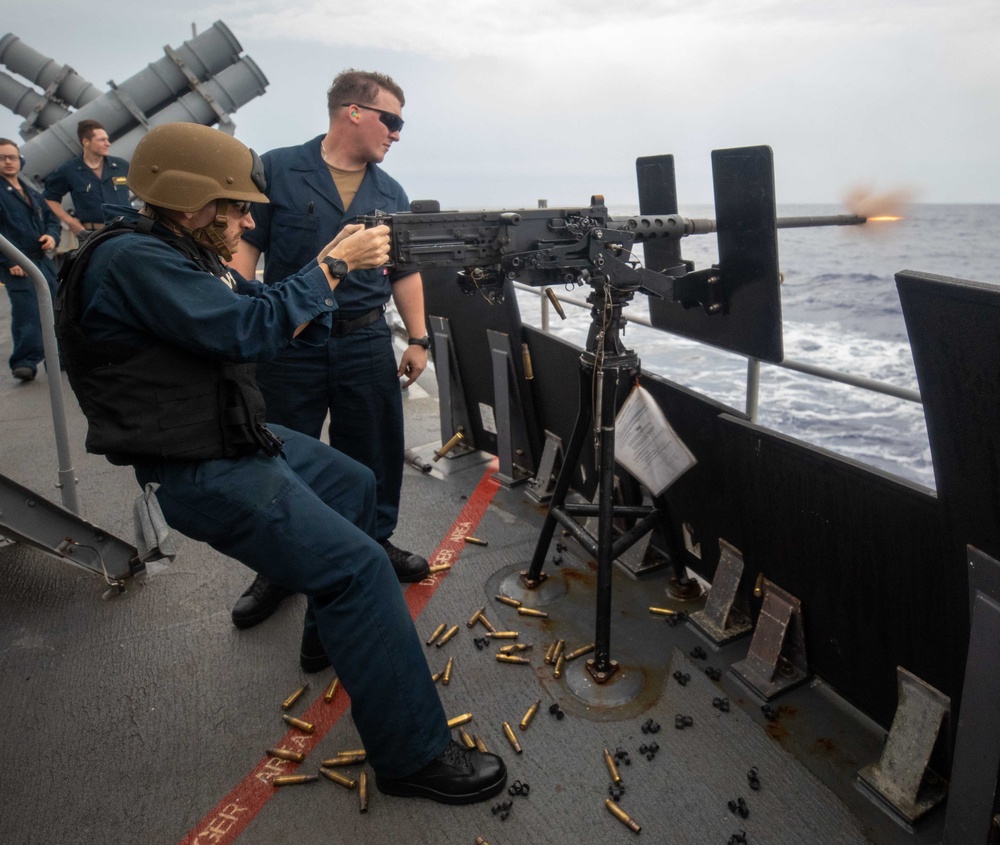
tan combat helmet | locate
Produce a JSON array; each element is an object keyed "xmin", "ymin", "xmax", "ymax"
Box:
[{"xmin": 128, "ymin": 122, "xmax": 268, "ymax": 212}]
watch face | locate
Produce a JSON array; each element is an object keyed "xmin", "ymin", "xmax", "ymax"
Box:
[{"xmin": 323, "ymin": 257, "xmax": 349, "ymax": 277}]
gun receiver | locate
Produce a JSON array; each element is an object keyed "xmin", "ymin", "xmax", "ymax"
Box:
[{"xmin": 362, "ymin": 202, "xmax": 866, "ymax": 314}]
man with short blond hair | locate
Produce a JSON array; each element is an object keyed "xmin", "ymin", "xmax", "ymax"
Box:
[
  {"xmin": 228, "ymin": 69, "xmax": 432, "ymax": 638},
  {"xmin": 44, "ymin": 119, "xmax": 129, "ymax": 234}
]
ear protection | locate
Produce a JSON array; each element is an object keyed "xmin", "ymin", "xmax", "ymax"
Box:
[{"xmin": 351, "ymin": 111, "xmax": 358, "ymax": 118}]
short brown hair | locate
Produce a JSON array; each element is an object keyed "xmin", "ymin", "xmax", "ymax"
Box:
[
  {"xmin": 327, "ymin": 70, "xmax": 405, "ymax": 118},
  {"xmin": 77, "ymin": 119, "xmax": 106, "ymax": 144},
  {"xmin": 0, "ymin": 137, "xmax": 19, "ymax": 150}
]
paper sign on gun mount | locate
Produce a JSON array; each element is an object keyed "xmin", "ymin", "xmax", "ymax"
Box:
[{"xmin": 614, "ymin": 384, "xmax": 696, "ymax": 496}]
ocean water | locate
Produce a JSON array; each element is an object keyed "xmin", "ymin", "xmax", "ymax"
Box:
[{"xmin": 514, "ymin": 204, "xmax": 1000, "ymax": 490}]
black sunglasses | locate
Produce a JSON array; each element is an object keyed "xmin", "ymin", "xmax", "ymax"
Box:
[
  {"xmin": 225, "ymin": 199, "xmax": 253, "ymax": 216},
  {"xmin": 342, "ymin": 103, "xmax": 405, "ymax": 134}
]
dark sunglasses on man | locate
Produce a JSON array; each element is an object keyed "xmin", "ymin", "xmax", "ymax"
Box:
[{"xmin": 342, "ymin": 103, "xmax": 405, "ymax": 134}]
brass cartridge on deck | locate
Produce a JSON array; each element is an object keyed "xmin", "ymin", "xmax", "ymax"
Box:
[
  {"xmin": 544, "ymin": 641, "xmax": 557, "ymax": 664},
  {"xmin": 502, "ymin": 721, "xmax": 523, "ymax": 754},
  {"xmin": 476, "ymin": 838, "xmax": 491, "ymax": 845},
  {"xmin": 282, "ymin": 714, "xmax": 315, "ymax": 734},
  {"xmin": 443, "ymin": 656, "xmax": 455, "ymax": 685},
  {"xmin": 428, "ymin": 563, "xmax": 452, "ymax": 574},
  {"xmin": 464, "ymin": 536, "xmax": 489, "ymax": 546},
  {"xmin": 467, "ymin": 606, "xmax": 487, "ymax": 627},
  {"xmin": 447, "ymin": 713, "xmax": 473, "ymax": 728},
  {"xmin": 485, "ymin": 631, "xmax": 519, "ymax": 639},
  {"xmin": 281, "ymin": 683, "xmax": 309, "ymax": 711},
  {"xmin": 553, "ymin": 653, "xmax": 566, "ymax": 679},
  {"xmin": 267, "ymin": 747, "xmax": 305, "ymax": 764},
  {"xmin": 649, "ymin": 606, "xmax": 681, "ymax": 617},
  {"xmin": 358, "ymin": 771, "xmax": 369, "ymax": 812},
  {"xmin": 498, "ymin": 643, "xmax": 532, "ymax": 654},
  {"xmin": 436, "ymin": 625, "xmax": 460, "ymax": 647},
  {"xmin": 458, "ymin": 727, "xmax": 476, "ymax": 748},
  {"xmin": 323, "ymin": 677, "xmax": 340, "ymax": 703},
  {"xmin": 272, "ymin": 774, "xmax": 318, "ymax": 787},
  {"xmin": 605, "ymin": 798, "xmax": 641, "ymax": 833},
  {"xmin": 321, "ymin": 752, "xmax": 366, "ymax": 766},
  {"xmin": 564, "ymin": 643, "xmax": 595, "ymax": 661},
  {"xmin": 433, "ymin": 431, "xmax": 464, "ymax": 462},
  {"xmin": 495, "ymin": 595, "xmax": 521, "ymax": 608},
  {"xmin": 604, "ymin": 747, "xmax": 623, "ymax": 785},
  {"xmin": 552, "ymin": 640, "xmax": 566, "ymax": 663},
  {"xmin": 431, "ymin": 669, "xmax": 444, "ymax": 683},
  {"xmin": 319, "ymin": 768, "xmax": 357, "ymax": 789},
  {"xmin": 476, "ymin": 614, "xmax": 497, "ymax": 633},
  {"xmin": 520, "ymin": 699, "xmax": 541, "ymax": 730},
  {"xmin": 474, "ymin": 734, "xmax": 488, "ymax": 753},
  {"xmin": 496, "ymin": 654, "xmax": 530, "ymax": 665},
  {"xmin": 426, "ymin": 623, "xmax": 447, "ymax": 646},
  {"xmin": 517, "ymin": 607, "xmax": 548, "ymax": 618}
]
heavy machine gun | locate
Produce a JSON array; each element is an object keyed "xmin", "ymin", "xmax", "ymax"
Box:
[{"xmin": 366, "ymin": 146, "xmax": 868, "ymax": 691}]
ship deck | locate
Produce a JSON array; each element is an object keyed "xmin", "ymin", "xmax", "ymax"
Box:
[{"xmin": 0, "ymin": 294, "xmax": 948, "ymax": 845}]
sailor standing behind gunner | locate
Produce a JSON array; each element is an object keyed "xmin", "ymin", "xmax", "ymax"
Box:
[
  {"xmin": 0, "ymin": 137, "xmax": 60, "ymax": 382},
  {"xmin": 44, "ymin": 119, "xmax": 130, "ymax": 237}
]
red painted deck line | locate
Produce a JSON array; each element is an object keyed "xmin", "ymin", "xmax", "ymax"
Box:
[{"xmin": 179, "ymin": 460, "xmax": 501, "ymax": 845}]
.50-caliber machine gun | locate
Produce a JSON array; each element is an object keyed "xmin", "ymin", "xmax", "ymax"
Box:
[{"xmin": 366, "ymin": 146, "xmax": 866, "ymax": 695}]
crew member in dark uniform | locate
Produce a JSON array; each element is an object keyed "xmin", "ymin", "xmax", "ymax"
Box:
[
  {"xmin": 44, "ymin": 119, "xmax": 130, "ymax": 235},
  {"xmin": 0, "ymin": 137, "xmax": 61, "ymax": 381},
  {"xmin": 56, "ymin": 122, "xmax": 506, "ymax": 805},
  {"xmin": 226, "ymin": 70, "xmax": 431, "ymax": 633}
]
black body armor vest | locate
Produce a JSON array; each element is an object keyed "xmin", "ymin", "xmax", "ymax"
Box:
[{"xmin": 55, "ymin": 218, "xmax": 283, "ymax": 465}]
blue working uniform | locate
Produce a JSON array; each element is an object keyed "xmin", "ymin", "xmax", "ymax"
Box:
[
  {"xmin": 43, "ymin": 155, "xmax": 130, "ymax": 225},
  {"xmin": 73, "ymin": 206, "xmax": 449, "ymax": 777},
  {"xmin": 243, "ymin": 135, "xmax": 413, "ymax": 541},
  {"xmin": 0, "ymin": 175, "xmax": 60, "ymax": 373}
]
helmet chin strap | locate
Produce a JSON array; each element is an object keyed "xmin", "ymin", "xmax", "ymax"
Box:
[{"xmin": 187, "ymin": 199, "xmax": 234, "ymax": 262}]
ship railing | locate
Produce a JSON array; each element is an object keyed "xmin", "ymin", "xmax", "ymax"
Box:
[{"xmin": 517, "ymin": 283, "xmax": 922, "ymax": 423}]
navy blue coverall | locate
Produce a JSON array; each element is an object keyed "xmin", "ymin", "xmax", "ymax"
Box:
[
  {"xmin": 43, "ymin": 155, "xmax": 130, "ymax": 225},
  {"xmin": 74, "ymin": 207, "xmax": 449, "ymax": 778},
  {"xmin": 0, "ymin": 176, "xmax": 60, "ymax": 373},
  {"xmin": 242, "ymin": 136, "xmax": 412, "ymax": 542}
]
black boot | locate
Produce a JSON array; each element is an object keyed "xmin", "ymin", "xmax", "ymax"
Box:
[
  {"xmin": 376, "ymin": 740, "xmax": 507, "ymax": 805},
  {"xmin": 380, "ymin": 540, "xmax": 430, "ymax": 582},
  {"xmin": 299, "ymin": 625, "xmax": 331, "ymax": 673},
  {"xmin": 231, "ymin": 573, "xmax": 295, "ymax": 629}
]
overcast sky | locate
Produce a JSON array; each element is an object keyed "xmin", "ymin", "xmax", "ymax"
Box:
[{"xmin": 2, "ymin": 0, "xmax": 997, "ymax": 208}]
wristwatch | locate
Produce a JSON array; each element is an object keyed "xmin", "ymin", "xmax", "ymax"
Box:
[
  {"xmin": 408, "ymin": 335, "xmax": 431, "ymax": 349},
  {"xmin": 321, "ymin": 256, "xmax": 349, "ymax": 278}
]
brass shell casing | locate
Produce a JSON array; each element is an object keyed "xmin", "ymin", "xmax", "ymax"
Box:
[
  {"xmin": 502, "ymin": 721, "xmax": 523, "ymax": 754},
  {"xmin": 517, "ymin": 607, "xmax": 548, "ymax": 618},
  {"xmin": 467, "ymin": 606, "xmax": 487, "ymax": 627},
  {"xmin": 496, "ymin": 654, "xmax": 531, "ymax": 664},
  {"xmin": 498, "ymin": 643, "xmax": 532, "ymax": 654},
  {"xmin": 266, "ymin": 747, "xmax": 305, "ymax": 764},
  {"xmin": 476, "ymin": 614, "xmax": 497, "ymax": 633},
  {"xmin": 281, "ymin": 683, "xmax": 309, "ymax": 711},
  {"xmin": 443, "ymin": 656, "xmax": 454, "ymax": 685},
  {"xmin": 447, "ymin": 713, "xmax": 473, "ymax": 728},
  {"xmin": 648, "ymin": 606, "xmax": 680, "ymax": 616},
  {"xmin": 282, "ymin": 714, "xmax": 315, "ymax": 734},
  {"xmin": 323, "ymin": 677, "xmax": 340, "ymax": 703},
  {"xmin": 426, "ymin": 623, "xmax": 447, "ymax": 646},
  {"xmin": 485, "ymin": 631, "xmax": 519, "ymax": 639},
  {"xmin": 358, "ymin": 772, "xmax": 368, "ymax": 812},
  {"xmin": 464, "ymin": 536, "xmax": 489, "ymax": 546},
  {"xmin": 605, "ymin": 798, "xmax": 641, "ymax": 833},
  {"xmin": 544, "ymin": 641, "xmax": 557, "ymax": 664},
  {"xmin": 520, "ymin": 699, "xmax": 541, "ymax": 730},
  {"xmin": 604, "ymin": 747, "xmax": 623, "ymax": 785},
  {"xmin": 474, "ymin": 734, "xmax": 488, "ymax": 753},
  {"xmin": 495, "ymin": 595, "xmax": 522, "ymax": 608},
  {"xmin": 272, "ymin": 774, "xmax": 318, "ymax": 787},
  {"xmin": 552, "ymin": 639, "xmax": 566, "ymax": 662},
  {"xmin": 553, "ymin": 653, "xmax": 566, "ymax": 679},
  {"xmin": 458, "ymin": 727, "xmax": 476, "ymax": 749},
  {"xmin": 428, "ymin": 563, "xmax": 452, "ymax": 574},
  {"xmin": 321, "ymin": 752, "xmax": 366, "ymax": 766},
  {"xmin": 564, "ymin": 643, "xmax": 595, "ymax": 661},
  {"xmin": 319, "ymin": 768, "xmax": 357, "ymax": 789}
]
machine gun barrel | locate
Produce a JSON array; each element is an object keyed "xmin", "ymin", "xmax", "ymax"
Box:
[{"xmin": 618, "ymin": 213, "xmax": 866, "ymax": 241}]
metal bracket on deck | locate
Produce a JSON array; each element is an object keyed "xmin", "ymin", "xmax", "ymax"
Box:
[
  {"xmin": 487, "ymin": 329, "xmax": 533, "ymax": 488},
  {"xmin": 688, "ymin": 539, "xmax": 753, "ymax": 644},
  {"xmin": 858, "ymin": 666, "xmax": 950, "ymax": 825},
  {"xmin": 429, "ymin": 315, "xmax": 476, "ymax": 460},
  {"xmin": 526, "ymin": 430, "xmax": 563, "ymax": 503},
  {"xmin": 730, "ymin": 579, "xmax": 809, "ymax": 698},
  {"xmin": 944, "ymin": 546, "xmax": 1000, "ymax": 844}
]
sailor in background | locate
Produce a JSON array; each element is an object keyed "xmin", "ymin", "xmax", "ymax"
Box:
[
  {"xmin": 227, "ymin": 69, "xmax": 431, "ymax": 635},
  {"xmin": 0, "ymin": 137, "xmax": 60, "ymax": 381},
  {"xmin": 56, "ymin": 122, "xmax": 506, "ymax": 805},
  {"xmin": 44, "ymin": 119, "xmax": 130, "ymax": 236}
]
